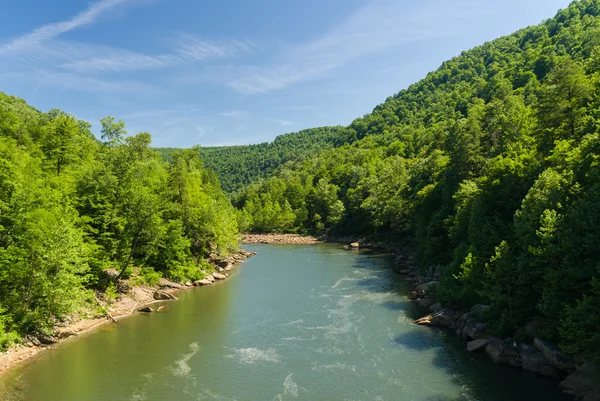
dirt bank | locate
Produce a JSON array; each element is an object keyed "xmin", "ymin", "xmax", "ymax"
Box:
[
  {"xmin": 0, "ymin": 250, "xmax": 254, "ymax": 377},
  {"xmin": 242, "ymin": 233, "xmax": 321, "ymax": 244}
]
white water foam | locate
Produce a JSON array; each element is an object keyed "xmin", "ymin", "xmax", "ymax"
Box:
[
  {"xmin": 311, "ymin": 362, "xmax": 358, "ymax": 373},
  {"xmin": 281, "ymin": 319, "xmax": 304, "ymax": 327},
  {"xmin": 170, "ymin": 342, "xmax": 200, "ymax": 377},
  {"xmin": 224, "ymin": 347, "xmax": 280, "ymax": 364},
  {"xmin": 331, "ymin": 277, "xmax": 357, "ymax": 289},
  {"xmin": 283, "ymin": 374, "xmax": 299, "ymax": 397}
]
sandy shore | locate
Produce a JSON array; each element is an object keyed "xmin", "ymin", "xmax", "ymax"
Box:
[
  {"xmin": 0, "ymin": 251, "xmax": 254, "ymax": 377},
  {"xmin": 242, "ymin": 233, "xmax": 321, "ymax": 244}
]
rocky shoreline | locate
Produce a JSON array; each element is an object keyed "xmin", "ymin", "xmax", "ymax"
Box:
[
  {"xmin": 0, "ymin": 249, "xmax": 255, "ymax": 377},
  {"xmin": 242, "ymin": 233, "xmax": 321, "ymax": 244},
  {"xmin": 386, "ymin": 245, "xmax": 600, "ymax": 401}
]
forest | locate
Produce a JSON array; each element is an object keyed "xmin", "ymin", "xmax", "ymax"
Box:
[
  {"xmin": 1, "ymin": 0, "xmax": 600, "ymax": 367},
  {"xmin": 230, "ymin": 0, "xmax": 600, "ymax": 362},
  {"xmin": 155, "ymin": 126, "xmax": 345, "ymax": 193},
  {"xmin": 0, "ymin": 95, "xmax": 239, "ymax": 348}
]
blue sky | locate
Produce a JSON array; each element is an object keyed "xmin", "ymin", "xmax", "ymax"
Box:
[{"xmin": 0, "ymin": 0, "xmax": 572, "ymax": 147}]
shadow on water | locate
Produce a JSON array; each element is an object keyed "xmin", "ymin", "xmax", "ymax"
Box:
[{"xmin": 344, "ymin": 249, "xmax": 570, "ymax": 401}]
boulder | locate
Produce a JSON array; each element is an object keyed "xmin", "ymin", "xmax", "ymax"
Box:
[
  {"xmin": 534, "ymin": 338, "xmax": 576, "ymax": 373},
  {"xmin": 582, "ymin": 392, "xmax": 600, "ymax": 401},
  {"xmin": 429, "ymin": 302, "xmax": 443, "ymax": 313},
  {"xmin": 415, "ymin": 281, "xmax": 439, "ymax": 294},
  {"xmin": 463, "ymin": 322, "xmax": 487, "ymax": 340},
  {"xmin": 159, "ymin": 278, "xmax": 184, "ymax": 289},
  {"xmin": 224, "ymin": 263, "xmax": 234, "ymax": 271},
  {"xmin": 517, "ymin": 343, "xmax": 546, "ymax": 372},
  {"xmin": 417, "ymin": 298, "xmax": 435, "ymax": 307},
  {"xmin": 414, "ymin": 308, "xmax": 458, "ymax": 328},
  {"xmin": 455, "ymin": 312, "xmax": 471, "ymax": 331},
  {"xmin": 139, "ymin": 306, "xmax": 153, "ymax": 313},
  {"xmin": 37, "ymin": 334, "xmax": 57, "ymax": 345},
  {"xmin": 212, "ymin": 272, "xmax": 226, "ymax": 280},
  {"xmin": 559, "ymin": 363, "xmax": 600, "ymax": 395},
  {"xmin": 467, "ymin": 339, "xmax": 490, "ymax": 352},
  {"xmin": 184, "ymin": 281, "xmax": 192, "ymax": 287},
  {"xmin": 153, "ymin": 290, "xmax": 177, "ymax": 300},
  {"xmin": 538, "ymin": 365, "xmax": 563, "ymax": 380},
  {"xmin": 104, "ymin": 268, "xmax": 119, "ymax": 279},
  {"xmin": 156, "ymin": 306, "xmax": 168, "ymax": 312},
  {"xmin": 485, "ymin": 339, "xmax": 521, "ymax": 367},
  {"xmin": 349, "ymin": 242, "xmax": 360, "ymax": 248},
  {"xmin": 193, "ymin": 279, "xmax": 212, "ymax": 286},
  {"xmin": 205, "ymin": 275, "xmax": 215, "ymax": 283}
]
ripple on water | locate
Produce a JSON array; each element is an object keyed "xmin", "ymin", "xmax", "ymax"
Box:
[
  {"xmin": 224, "ymin": 347, "xmax": 280, "ymax": 364},
  {"xmin": 170, "ymin": 342, "xmax": 201, "ymax": 377}
]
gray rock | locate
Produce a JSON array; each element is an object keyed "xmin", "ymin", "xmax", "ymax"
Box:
[
  {"xmin": 538, "ymin": 365, "xmax": 563, "ymax": 380},
  {"xmin": 159, "ymin": 278, "xmax": 184, "ymax": 289},
  {"xmin": 463, "ymin": 323, "xmax": 487, "ymax": 340},
  {"xmin": 485, "ymin": 339, "xmax": 521, "ymax": 367},
  {"xmin": 517, "ymin": 343, "xmax": 546, "ymax": 372},
  {"xmin": 153, "ymin": 290, "xmax": 177, "ymax": 300},
  {"xmin": 37, "ymin": 334, "xmax": 57, "ymax": 345},
  {"xmin": 559, "ymin": 363, "xmax": 600, "ymax": 395},
  {"xmin": 534, "ymin": 338, "xmax": 576, "ymax": 373},
  {"xmin": 205, "ymin": 275, "xmax": 215, "ymax": 283},
  {"xmin": 415, "ymin": 281, "xmax": 439, "ymax": 294},
  {"xmin": 429, "ymin": 302, "xmax": 443, "ymax": 313},
  {"xmin": 582, "ymin": 392, "xmax": 600, "ymax": 401},
  {"xmin": 467, "ymin": 339, "xmax": 490, "ymax": 352},
  {"xmin": 456, "ymin": 312, "xmax": 471, "ymax": 331},
  {"xmin": 193, "ymin": 279, "xmax": 212, "ymax": 286},
  {"xmin": 417, "ymin": 298, "xmax": 435, "ymax": 307},
  {"xmin": 349, "ymin": 242, "xmax": 360, "ymax": 248},
  {"xmin": 212, "ymin": 272, "xmax": 226, "ymax": 280}
]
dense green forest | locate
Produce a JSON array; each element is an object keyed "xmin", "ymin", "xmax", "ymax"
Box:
[
  {"xmin": 155, "ymin": 126, "xmax": 344, "ymax": 193},
  {"xmin": 0, "ymin": 94, "xmax": 238, "ymax": 348},
  {"xmin": 233, "ymin": 0, "xmax": 600, "ymax": 361}
]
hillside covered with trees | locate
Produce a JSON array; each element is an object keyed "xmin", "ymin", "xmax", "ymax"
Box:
[
  {"xmin": 0, "ymin": 93, "xmax": 238, "ymax": 348},
  {"xmin": 233, "ymin": 0, "xmax": 600, "ymax": 361},
  {"xmin": 156, "ymin": 126, "xmax": 345, "ymax": 193}
]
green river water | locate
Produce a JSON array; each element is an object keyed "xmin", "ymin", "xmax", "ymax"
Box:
[{"xmin": 0, "ymin": 244, "xmax": 569, "ymax": 401}]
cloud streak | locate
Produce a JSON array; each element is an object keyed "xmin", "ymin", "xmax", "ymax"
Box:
[
  {"xmin": 225, "ymin": 0, "xmax": 492, "ymax": 94},
  {"xmin": 0, "ymin": 0, "xmax": 135, "ymax": 54}
]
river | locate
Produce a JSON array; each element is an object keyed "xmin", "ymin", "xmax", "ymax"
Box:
[{"xmin": 0, "ymin": 244, "xmax": 569, "ymax": 401}]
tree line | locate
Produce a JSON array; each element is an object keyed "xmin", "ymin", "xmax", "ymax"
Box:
[
  {"xmin": 233, "ymin": 0, "xmax": 600, "ymax": 362},
  {"xmin": 0, "ymin": 96, "xmax": 238, "ymax": 348}
]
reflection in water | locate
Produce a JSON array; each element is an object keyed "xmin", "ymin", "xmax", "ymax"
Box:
[{"xmin": 1, "ymin": 244, "xmax": 569, "ymax": 401}]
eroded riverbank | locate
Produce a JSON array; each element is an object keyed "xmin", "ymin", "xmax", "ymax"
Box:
[
  {"xmin": 0, "ymin": 250, "xmax": 255, "ymax": 378},
  {"xmin": 0, "ymin": 244, "xmax": 568, "ymax": 401}
]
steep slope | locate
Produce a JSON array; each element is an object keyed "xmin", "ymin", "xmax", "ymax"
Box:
[
  {"xmin": 0, "ymin": 92, "xmax": 238, "ymax": 347},
  {"xmin": 156, "ymin": 126, "xmax": 346, "ymax": 193},
  {"xmin": 235, "ymin": 0, "xmax": 600, "ymax": 361}
]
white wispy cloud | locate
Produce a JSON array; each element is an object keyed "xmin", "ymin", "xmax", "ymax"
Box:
[
  {"xmin": 61, "ymin": 36, "xmax": 255, "ymax": 73},
  {"xmin": 225, "ymin": 0, "xmax": 491, "ymax": 94},
  {"xmin": 0, "ymin": 0, "xmax": 255, "ymax": 93},
  {"xmin": 272, "ymin": 119, "xmax": 294, "ymax": 126},
  {"xmin": 0, "ymin": 0, "xmax": 136, "ymax": 54}
]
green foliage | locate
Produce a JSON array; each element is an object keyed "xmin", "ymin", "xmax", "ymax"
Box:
[
  {"xmin": 229, "ymin": 0, "xmax": 600, "ymax": 361},
  {"xmin": 155, "ymin": 126, "xmax": 346, "ymax": 193},
  {"xmin": 0, "ymin": 94, "xmax": 239, "ymax": 340}
]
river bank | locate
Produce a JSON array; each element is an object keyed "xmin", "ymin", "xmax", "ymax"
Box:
[
  {"xmin": 389, "ymin": 247, "xmax": 600, "ymax": 401},
  {"xmin": 242, "ymin": 233, "xmax": 321, "ymax": 244},
  {"xmin": 0, "ymin": 250, "xmax": 255, "ymax": 378}
]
